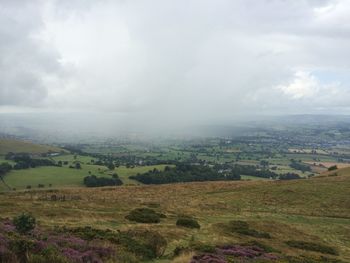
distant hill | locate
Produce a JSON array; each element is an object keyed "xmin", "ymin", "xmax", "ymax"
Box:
[{"xmin": 0, "ymin": 139, "xmax": 64, "ymax": 155}]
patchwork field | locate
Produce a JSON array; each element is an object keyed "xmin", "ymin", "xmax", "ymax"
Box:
[
  {"xmin": 0, "ymin": 163, "xmax": 170, "ymax": 191},
  {"xmin": 1, "ymin": 135, "xmax": 350, "ymax": 262}
]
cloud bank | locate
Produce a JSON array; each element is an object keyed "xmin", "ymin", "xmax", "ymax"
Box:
[{"xmin": 1, "ymin": 0, "xmax": 350, "ymax": 125}]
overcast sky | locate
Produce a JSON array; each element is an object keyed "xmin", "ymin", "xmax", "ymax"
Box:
[{"xmin": 1, "ymin": 0, "xmax": 350, "ymax": 126}]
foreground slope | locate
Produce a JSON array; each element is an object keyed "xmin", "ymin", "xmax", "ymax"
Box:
[{"xmin": 0, "ymin": 173, "xmax": 349, "ymax": 262}]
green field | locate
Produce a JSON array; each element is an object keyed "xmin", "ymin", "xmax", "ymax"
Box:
[
  {"xmin": 240, "ymin": 175, "xmax": 270, "ymax": 180},
  {"xmin": 51, "ymin": 154, "xmax": 95, "ymax": 163},
  {"xmin": 0, "ymin": 163, "xmax": 170, "ymax": 191}
]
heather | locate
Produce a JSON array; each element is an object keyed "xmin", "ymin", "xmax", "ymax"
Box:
[
  {"xmin": 220, "ymin": 220, "xmax": 271, "ymax": 239},
  {"xmin": 190, "ymin": 244, "xmax": 279, "ymax": 263},
  {"xmin": 0, "ymin": 217, "xmax": 115, "ymax": 263}
]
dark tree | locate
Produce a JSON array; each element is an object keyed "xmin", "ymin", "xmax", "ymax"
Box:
[{"xmin": 13, "ymin": 213, "xmax": 36, "ymax": 234}]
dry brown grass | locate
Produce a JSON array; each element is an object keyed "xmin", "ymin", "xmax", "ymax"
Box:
[
  {"xmin": 305, "ymin": 161, "xmax": 350, "ymax": 169},
  {"xmin": 171, "ymin": 252, "xmax": 195, "ymax": 263}
]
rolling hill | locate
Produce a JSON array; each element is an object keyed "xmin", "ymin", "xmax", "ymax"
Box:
[
  {"xmin": 0, "ymin": 172, "xmax": 349, "ymax": 262},
  {"xmin": 0, "ymin": 138, "xmax": 64, "ymax": 155}
]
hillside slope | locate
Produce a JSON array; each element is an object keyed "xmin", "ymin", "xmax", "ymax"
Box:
[
  {"xmin": 0, "ymin": 139, "xmax": 64, "ymax": 155},
  {"xmin": 1, "ymin": 174, "xmax": 349, "ymax": 262},
  {"xmin": 318, "ymin": 166, "xmax": 350, "ymax": 178}
]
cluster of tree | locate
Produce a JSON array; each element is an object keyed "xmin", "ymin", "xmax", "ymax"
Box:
[
  {"xmin": 57, "ymin": 160, "xmax": 69, "ymax": 167},
  {"xmin": 130, "ymin": 164, "xmax": 241, "ymax": 185},
  {"xmin": 5, "ymin": 153, "xmax": 58, "ymax": 170},
  {"xmin": 92, "ymin": 157, "xmax": 173, "ymax": 170},
  {"xmin": 69, "ymin": 162, "xmax": 81, "ymax": 169},
  {"xmin": 328, "ymin": 165, "xmax": 337, "ymax": 171},
  {"xmin": 83, "ymin": 175, "xmax": 123, "ymax": 187},
  {"xmin": 0, "ymin": 162, "xmax": 12, "ymax": 176},
  {"xmin": 279, "ymin": 173, "xmax": 302, "ymax": 180},
  {"xmin": 88, "ymin": 152, "xmax": 174, "ymax": 168},
  {"xmin": 214, "ymin": 163, "xmax": 278, "ymax": 179},
  {"xmin": 289, "ymin": 159, "xmax": 311, "ymax": 173}
]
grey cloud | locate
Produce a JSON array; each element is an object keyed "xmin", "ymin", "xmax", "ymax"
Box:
[
  {"xmin": 0, "ymin": 0, "xmax": 350, "ymax": 125},
  {"xmin": 0, "ymin": 0, "xmax": 62, "ymax": 106}
]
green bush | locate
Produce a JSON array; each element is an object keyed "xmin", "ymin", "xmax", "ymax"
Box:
[
  {"xmin": 125, "ymin": 230, "xmax": 167, "ymax": 258},
  {"xmin": 285, "ymin": 240, "xmax": 338, "ymax": 255},
  {"xmin": 190, "ymin": 242, "xmax": 215, "ymax": 253},
  {"xmin": 125, "ymin": 208, "xmax": 162, "ymax": 223},
  {"xmin": 61, "ymin": 226, "xmax": 166, "ymax": 260},
  {"xmin": 10, "ymin": 238, "xmax": 34, "ymax": 263},
  {"xmin": 226, "ymin": 220, "xmax": 271, "ymax": 238},
  {"xmin": 29, "ymin": 252, "xmax": 68, "ymax": 263},
  {"xmin": 243, "ymin": 240, "xmax": 279, "ymax": 253},
  {"xmin": 176, "ymin": 217, "xmax": 200, "ymax": 229},
  {"xmin": 13, "ymin": 213, "xmax": 36, "ymax": 234},
  {"xmin": 61, "ymin": 226, "xmax": 115, "ymax": 241}
]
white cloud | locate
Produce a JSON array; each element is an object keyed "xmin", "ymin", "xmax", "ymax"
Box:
[
  {"xmin": 278, "ymin": 71, "xmax": 320, "ymax": 99},
  {"xmin": 1, "ymin": 0, "xmax": 350, "ymax": 122}
]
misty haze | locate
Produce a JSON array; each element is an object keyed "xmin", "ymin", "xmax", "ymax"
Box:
[{"xmin": 0, "ymin": 1, "xmax": 350, "ymax": 263}]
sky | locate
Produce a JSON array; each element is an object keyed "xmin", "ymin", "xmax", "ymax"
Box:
[{"xmin": 1, "ymin": 0, "xmax": 350, "ymax": 127}]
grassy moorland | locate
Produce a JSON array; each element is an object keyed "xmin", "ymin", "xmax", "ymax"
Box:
[{"xmin": 0, "ymin": 172, "xmax": 349, "ymax": 262}]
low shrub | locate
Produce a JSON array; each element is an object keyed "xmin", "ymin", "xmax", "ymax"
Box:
[
  {"xmin": 190, "ymin": 242, "xmax": 215, "ymax": 253},
  {"xmin": 190, "ymin": 253, "xmax": 226, "ymax": 263},
  {"xmin": 176, "ymin": 218, "xmax": 200, "ymax": 229},
  {"xmin": 10, "ymin": 238, "xmax": 34, "ymax": 263},
  {"xmin": 60, "ymin": 226, "xmax": 115, "ymax": 241},
  {"xmin": 125, "ymin": 230, "xmax": 167, "ymax": 258},
  {"xmin": 285, "ymin": 255, "xmax": 345, "ymax": 263},
  {"xmin": 63, "ymin": 226, "xmax": 166, "ymax": 260},
  {"xmin": 226, "ymin": 220, "xmax": 271, "ymax": 238},
  {"xmin": 125, "ymin": 208, "xmax": 162, "ymax": 223},
  {"xmin": 28, "ymin": 248, "xmax": 69, "ymax": 263},
  {"xmin": 13, "ymin": 213, "xmax": 36, "ymax": 234},
  {"xmin": 285, "ymin": 240, "xmax": 338, "ymax": 255},
  {"xmin": 243, "ymin": 240, "xmax": 279, "ymax": 253},
  {"xmin": 191, "ymin": 244, "xmax": 279, "ymax": 262}
]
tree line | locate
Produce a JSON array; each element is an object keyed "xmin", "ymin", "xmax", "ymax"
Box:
[
  {"xmin": 130, "ymin": 164, "xmax": 241, "ymax": 184},
  {"xmin": 83, "ymin": 174, "xmax": 123, "ymax": 187},
  {"xmin": 5, "ymin": 153, "xmax": 56, "ymax": 169}
]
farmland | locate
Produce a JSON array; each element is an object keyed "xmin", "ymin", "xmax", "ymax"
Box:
[
  {"xmin": 1, "ymin": 121, "xmax": 350, "ymax": 262},
  {"xmin": 0, "ymin": 163, "xmax": 171, "ymax": 191}
]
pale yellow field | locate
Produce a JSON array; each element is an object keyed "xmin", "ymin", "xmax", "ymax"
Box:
[
  {"xmin": 0, "ymin": 139, "xmax": 65, "ymax": 155},
  {"xmin": 304, "ymin": 161, "xmax": 350, "ymax": 169}
]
